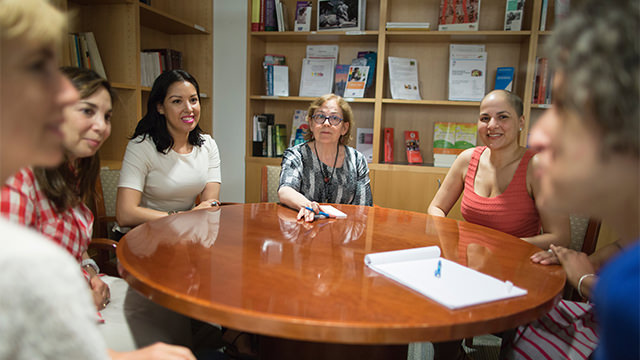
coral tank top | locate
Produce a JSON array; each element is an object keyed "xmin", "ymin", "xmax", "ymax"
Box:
[{"xmin": 461, "ymin": 146, "xmax": 541, "ymax": 238}]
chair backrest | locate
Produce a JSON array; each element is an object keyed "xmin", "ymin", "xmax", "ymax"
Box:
[
  {"xmin": 260, "ymin": 165, "xmax": 281, "ymax": 202},
  {"xmin": 569, "ymin": 215, "xmax": 601, "ymax": 255},
  {"xmin": 92, "ymin": 168, "xmax": 120, "ymax": 239}
]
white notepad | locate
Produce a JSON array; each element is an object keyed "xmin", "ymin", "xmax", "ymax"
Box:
[
  {"xmin": 365, "ymin": 246, "xmax": 527, "ymax": 309},
  {"xmin": 319, "ymin": 205, "xmax": 347, "ymax": 219}
]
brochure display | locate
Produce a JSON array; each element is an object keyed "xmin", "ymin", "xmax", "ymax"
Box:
[
  {"xmin": 448, "ymin": 44, "xmax": 487, "ymax": 101},
  {"xmin": 388, "ymin": 57, "xmax": 421, "ymax": 100}
]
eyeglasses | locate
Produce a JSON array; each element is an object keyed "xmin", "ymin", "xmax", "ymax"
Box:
[{"xmin": 311, "ymin": 113, "xmax": 343, "ymax": 126}]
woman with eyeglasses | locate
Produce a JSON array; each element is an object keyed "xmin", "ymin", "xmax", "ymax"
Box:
[{"xmin": 278, "ymin": 94, "xmax": 373, "ymax": 222}]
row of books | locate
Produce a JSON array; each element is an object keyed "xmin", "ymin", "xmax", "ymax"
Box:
[
  {"xmin": 540, "ymin": 0, "xmax": 571, "ymax": 31},
  {"xmin": 140, "ymin": 49, "xmax": 183, "ymax": 88},
  {"xmin": 252, "ymin": 0, "xmax": 367, "ymax": 33},
  {"xmin": 252, "ymin": 114, "xmax": 288, "ymax": 157},
  {"xmin": 531, "ymin": 57, "xmax": 552, "ymax": 105},
  {"xmin": 68, "ymin": 32, "xmax": 106, "ymax": 79}
]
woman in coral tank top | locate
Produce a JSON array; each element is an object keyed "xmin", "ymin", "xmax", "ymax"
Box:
[{"xmin": 428, "ymin": 90, "xmax": 569, "ymax": 250}]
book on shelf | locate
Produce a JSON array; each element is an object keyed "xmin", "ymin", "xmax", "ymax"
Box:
[
  {"xmin": 252, "ymin": 0, "xmax": 261, "ymax": 31},
  {"xmin": 262, "ymin": 114, "xmax": 276, "ymax": 157},
  {"xmin": 388, "ymin": 56, "xmax": 421, "ymax": 100},
  {"xmin": 306, "ymin": 44, "xmax": 339, "ymax": 60},
  {"xmin": 264, "ymin": 0, "xmax": 278, "ymax": 31},
  {"xmin": 264, "ymin": 65, "xmax": 289, "ymax": 96},
  {"xmin": 289, "ymin": 110, "xmax": 309, "ymax": 148},
  {"xmin": 259, "ymin": 0, "xmax": 266, "ymax": 31},
  {"xmin": 532, "ymin": 57, "xmax": 551, "ymax": 104},
  {"xmin": 145, "ymin": 48, "xmax": 183, "ymax": 70},
  {"xmin": 333, "ymin": 64, "xmax": 350, "ymax": 97},
  {"xmin": 356, "ymin": 128, "xmax": 374, "ymax": 163},
  {"xmin": 275, "ymin": 0, "xmax": 290, "ymax": 32},
  {"xmin": 344, "ymin": 65, "xmax": 369, "ymax": 98},
  {"xmin": 433, "ymin": 122, "xmax": 477, "ymax": 167},
  {"xmin": 263, "ymin": 54, "xmax": 286, "ymax": 95},
  {"xmin": 364, "ymin": 246, "xmax": 528, "ymax": 309},
  {"xmin": 448, "ymin": 44, "xmax": 487, "ymax": 101},
  {"xmin": 494, "ymin": 66, "xmax": 515, "ymax": 91},
  {"xmin": 317, "ymin": 0, "xmax": 366, "ymax": 32},
  {"xmin": 504, "ymin": 0, "xmax": 525, "ymax": 31},
  {"xmin": 385, "ymin": 22, "xmax": 431, "ymax": 31},
  {"xmin": 384, "ymin": 128, "xmax": 394, "ymax": 163},
  {"xmin": 141, "ymin": 48, "xmax": 183, "ymax": 87},
  {"xmin": 438, "ymin": 0, "xmax": 481, "ymax": 31},
  {"xmin": 555, "ymin": 0, "xmax": 571, "ymax": 22},
  {"xmin": 299, "ymin": 58, "xmax": 335, "ymax": 97},
  {"xmin": 356, "ymin": 51, "xmax": 376, "ymax": 96},
  {"xmin": 404, "ymin": 130, "xmax": 423, "ymax": 164},
  {"xmin": 294, "ymin": 1, "xmax": 312, "ymax": 31},
  {"xmin": 275, "ymin": 124, "xmax": 287, "ymax": 156},
  {"xmin": 80, "ymin": 32, "xmax": 106, "ymax": 79},
  {"xmin": 539, "ymin": 0, "xmax": 549, "ymax": 31},
  {"xmin": 252, "ymin": 114, "xmax": 268, "ymax": 156}
]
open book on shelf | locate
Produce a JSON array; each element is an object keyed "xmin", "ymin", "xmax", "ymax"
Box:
[{"xmin": 365, "ymin": 246, "xmax": 527, "ymax": 309}]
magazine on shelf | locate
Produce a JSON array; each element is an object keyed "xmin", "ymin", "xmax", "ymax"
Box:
[
  {"xmin": 494, "ymin": 67, "xmax": 515, "ymax": 91},
  {"xmin": 364, "ymin": 246, "xmax": 528, "ymax": 309},
  {"xmin": 299, "ymin": 58, "xmax": 335, "ymax": 97},
  {"xmin": 504, "ymin": 0, "xmax": 525, "ymax": 31},
  {"xmin": 388, "ymin": 56, "xmax": 421, "ymax": 100},
  {"xmin": 356, "ymin": 128, "xmax": 374, "ymax": 163},
  {"xmin": 448, "ymin": 44, "xmax": 487, "ymax": 101},
  {"xmin": 438, "ymin": 0, "xmax": 481, "ymax": 31},
  {"xmin": 404, "ymin": 130, "xmax": 423, "ymax": 164},
  {"xmin": 318, "ymin": 0, "xmax": 365, "ymax": 32},
  {"xmin": 306, "ymin": 44, "xmax": 339, "ymax": 60},
  {"xmin": 289, "ymin": 110, "xmax": 309, "ymax": 148},
  {"xmin": 294, "ymin": 1, "xmax": 312, "ymax": 31},
  {"xmin": 333, "ymin": 64, "xmax": 350, "ymax": 97},
  {"xmin": 433, "ymin": 122, "xmax": 477, "ymax": 167},
  {"xmin": 344, "ymin": 65, "xmax": 369, "ymax": 98}
]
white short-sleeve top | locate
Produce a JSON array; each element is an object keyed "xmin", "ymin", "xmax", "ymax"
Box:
[{"xmin": 118, "ymin": 134, "xmax": 221, "ymax": 212}]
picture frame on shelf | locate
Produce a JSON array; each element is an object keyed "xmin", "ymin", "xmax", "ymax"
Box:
[{"xmin": 317, "ymin": 0, "xmax": 365, "ymax": 32}]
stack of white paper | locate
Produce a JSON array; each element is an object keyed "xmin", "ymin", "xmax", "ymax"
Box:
[
  {"xmin": 299, "ymin": 45, "xmax": 339, "ymax": 97},
  {"xmin": 365, "ymin": 246, "xmax": 527, "ymax": 309}
]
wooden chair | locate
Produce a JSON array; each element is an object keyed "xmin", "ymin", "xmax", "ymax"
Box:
[
  {"xmin": 260, "ymin": 165, "xmax": 281, "ymax": 202},
  {"xmin": 86, "ymin": 168, "xmax": 120, "ymax": 277}
]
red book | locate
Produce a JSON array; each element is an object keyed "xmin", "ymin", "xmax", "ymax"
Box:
[
  {"xmin": 259, "ymin": 0, "xmax": 266, "ymax": 31},
  {"xmin": 384, "ymin": 128, "xmax": 394, "ymax": 163},
  {"xmin": 537, "ymin": 58, "xmax": 549, "ymax": 104},
  {"xmin": 404, "ymin": 130, "xmax": 423, "ymax": 164}
]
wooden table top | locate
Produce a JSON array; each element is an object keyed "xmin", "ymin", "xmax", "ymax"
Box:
[{"xmin": 117, "ymin": 203, "xmax": 565, "ymax": 344}]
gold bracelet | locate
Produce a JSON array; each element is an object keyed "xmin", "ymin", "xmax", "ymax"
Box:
[{"xmin": 578, "ymin": 273, "xmax": 596, "ymax": 299}]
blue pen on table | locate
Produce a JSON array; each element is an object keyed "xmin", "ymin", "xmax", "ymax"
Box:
[
  {"xmin": 434, "ymin": 259, "xmax": 442, "ymax": 278},
  {"xmin": 304, "ymin": 206, "xmax": 332, "ymax": 218}
]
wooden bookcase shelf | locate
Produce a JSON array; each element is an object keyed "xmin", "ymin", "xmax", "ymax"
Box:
[
  {"xmin": 245, "ymin": 0, "xmax": 550, "ymax": 215},
  {"xmin": 53, "ymin": 0, "xmax": 212, "ymax": 165}
]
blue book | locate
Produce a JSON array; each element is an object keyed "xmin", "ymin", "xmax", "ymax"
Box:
[{"xmin": 494, "ymin": 67, "xmax": 515, "ymax": 91}]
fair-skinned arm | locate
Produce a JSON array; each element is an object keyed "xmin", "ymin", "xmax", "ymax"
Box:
[
  {"xmin": 427, "ymin": 149, "xmax": 472, "ymax": 216},
  {"xmin": 524, "ymin": 155, "xmax": 571, "ymax": 249},
  {"xmin": 108, "ymin": 342, "xmax": 196, "ymax": 360},
  {"xmin": 115, "ymin": 187, "xmax": 168, "ymax": 228},
  {"xmin": 81, "ymin": 251, "xmax": 110, "ymax": 310},
  {"xmin": 278, "ymin": 185, "xmax": 320, "ymax": 223},
  {"xmin": 193, "ymin": 182, "xmax": 221, "ymax": 210}
]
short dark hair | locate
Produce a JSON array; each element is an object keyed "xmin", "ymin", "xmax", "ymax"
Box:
[
  {"xmin": 131, "ymin": 69, "xmax": 204, "ymax": 153},
  {"xmin": 548, "ymin": 0, "xmax": 639, "ymax": 157}
]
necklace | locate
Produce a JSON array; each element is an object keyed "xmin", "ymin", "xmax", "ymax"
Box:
[{"xmin": 313, "ymin": 141, "xmax": 339, "ymax": 184}]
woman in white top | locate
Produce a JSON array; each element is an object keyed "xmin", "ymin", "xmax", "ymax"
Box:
[{"xmin": 116, "ymin": 70, "xmax": 222, "ymax": 230}]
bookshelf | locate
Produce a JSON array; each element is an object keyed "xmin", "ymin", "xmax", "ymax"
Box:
[
  {"xmin": 52, "ymin": 0, "xmax": 212, "ymax": 165},
  {"xmin": 245, "ymin": 0, "xmax": 550, "ymax": 215}
]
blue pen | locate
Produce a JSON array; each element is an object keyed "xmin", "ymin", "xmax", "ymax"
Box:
[
  {"xmin": 304, "ymin": 206, "xmax": 332, "ymax": 218},
  {"xmin": 434, "ymin": 259, "xmax": 442, "ymax": 278}
]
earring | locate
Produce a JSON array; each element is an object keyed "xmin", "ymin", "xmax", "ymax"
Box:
[{"xmin": 519, "ymin": 127, "xmax": 523, "ymax": 131}]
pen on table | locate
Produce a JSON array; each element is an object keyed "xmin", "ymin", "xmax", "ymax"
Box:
[
  {"xmin": 434, "ymin": 259, "xmax": 442, "ymax": 278},
  {"xmin": 304, "ymin": 206, "xmax": 332, "ymax": 218}
]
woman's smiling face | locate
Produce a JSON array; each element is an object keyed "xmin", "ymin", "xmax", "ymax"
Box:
[{"xmin": 157, "ymin": 80, "xmax": 200, "ymax": 138}]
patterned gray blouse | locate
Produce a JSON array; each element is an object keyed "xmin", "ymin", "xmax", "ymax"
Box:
[{"xmin": 279, "ymin": 142, "xmax": 373, "ymax": 206}]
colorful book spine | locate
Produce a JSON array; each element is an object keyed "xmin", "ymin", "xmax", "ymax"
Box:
[
  {"xmin": 384, "ymin": 128, "xmax": 394, "ymax": 163},
  {"xmin": 405, "ymin": 130, "xmax": 423, "ymax": 164}
]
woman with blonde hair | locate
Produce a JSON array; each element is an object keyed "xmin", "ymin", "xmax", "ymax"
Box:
[
  {"xmin": 0, "ymin": 0, "xmax": 194, "ymax": 358},
  {"xmin": 278, "ymin": 94, "xmax": 372, "ymax": 222}
]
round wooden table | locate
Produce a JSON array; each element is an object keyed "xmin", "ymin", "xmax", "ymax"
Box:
[{"xmin": 117, "ymin": 203, "xmax": 565, "ymax": 358}]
